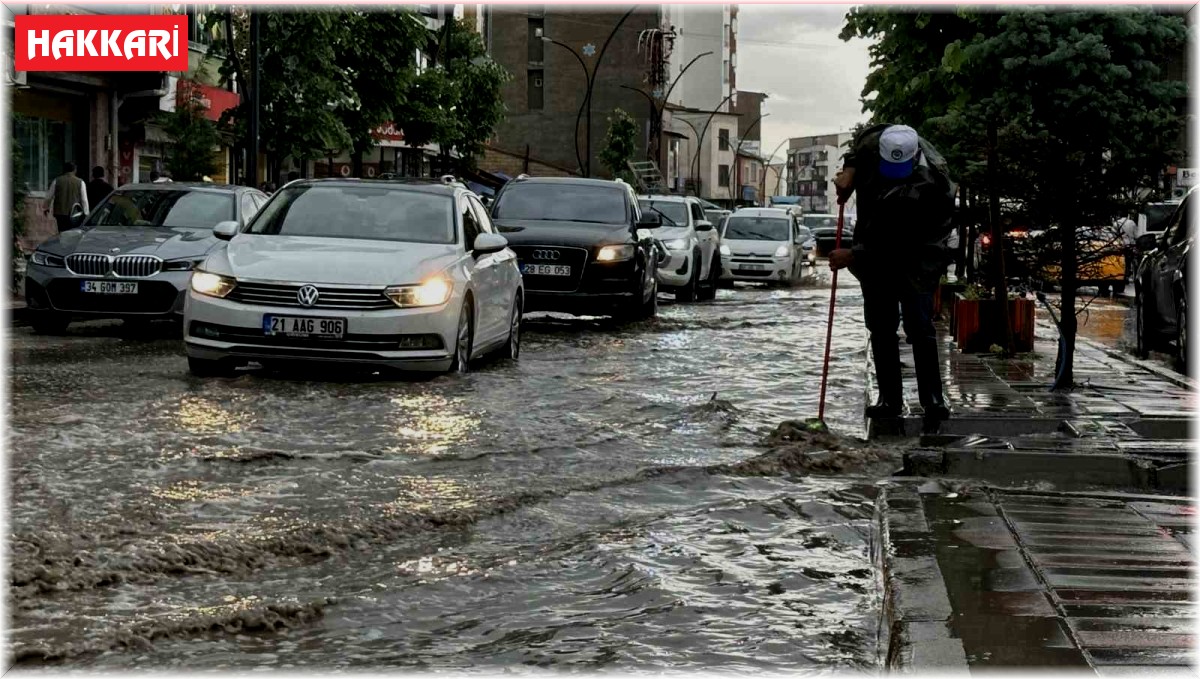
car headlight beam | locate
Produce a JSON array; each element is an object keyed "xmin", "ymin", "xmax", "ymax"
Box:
[
  {"xmin": 720, "ymin": 244, "xmax": 731, "ymax": 256},
  {"xmin": 385, "ymin": 277, "xmax": 453, "ymax": 308},
  {"xmin": 664, "ymin": 238, "xmax": 689, "ymax": 251},
  {"xmin": 190, "ymin": 271, "xmax": 237, "ymax": 298},
  {"xmin": 596, "ymin": 244, "xmax": 635, "ymax": 262},
  {"xmin": 31, "ymin": 251, "xmax": 65, "ymax": 268},
  {"xmin": 774, "ymin": 244, "xmax": 791, "ymax": 258}
]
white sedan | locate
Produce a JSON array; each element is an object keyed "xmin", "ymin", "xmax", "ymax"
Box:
[{"xmin": 183, "ymin": 178, "xmax": 523, "ymax": 376}]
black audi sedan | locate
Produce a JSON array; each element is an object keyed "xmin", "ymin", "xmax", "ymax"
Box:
[{"xmin": 489, "ymin": 177, "xmax": 662, "ymax": 320}]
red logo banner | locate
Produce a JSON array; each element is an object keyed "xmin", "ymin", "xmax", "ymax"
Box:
[{"xmin": 15, "ymin": 14, "xmax": 189, "ymax": 72}]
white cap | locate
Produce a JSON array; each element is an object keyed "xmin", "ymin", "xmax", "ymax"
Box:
[{"xmin": 879, "ymin": 125, "xmax": 920, "ymax": 179}]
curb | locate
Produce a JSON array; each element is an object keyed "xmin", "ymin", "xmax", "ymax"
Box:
[{"xmin": 1035, "ymin": 320, "xmax": 1195, "ymax": 391}]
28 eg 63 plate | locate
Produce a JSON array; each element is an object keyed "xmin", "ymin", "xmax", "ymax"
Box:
[{"xmin": 263, "ymin": 315, "xmax": 346, "ymax": 339}]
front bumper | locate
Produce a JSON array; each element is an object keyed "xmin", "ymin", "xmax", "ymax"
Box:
[
  {"xmin": 182, "ymin": 289, "xmax": 460, "ymax": 371},
  {"xmin": 525, "ymin": 290, "xmax": 639, "ymax": 316},
  {"xmin": 656, "ymin": 249, "xmax": 692, "ymax": 288},
  {"xmin": 25, "ymin": 264, "xmax": 190, "ymax": 319},
  {"xmin": 720, "ymin": 255, "xmax": 793, "ymax": 282}
]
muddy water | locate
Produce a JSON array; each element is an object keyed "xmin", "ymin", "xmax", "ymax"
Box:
[{"xmin": 8, "ymin": 271, "xmax": 888, "ymax": 671}]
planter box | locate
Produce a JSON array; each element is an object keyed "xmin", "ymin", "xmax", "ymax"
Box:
[
  {"xmin": 953, "ymin": 295, "xmax": 1035, "ymax": 353},
  {"xmin": 934, "ymin": 282, "xmax": 966, "ymax": 322}
]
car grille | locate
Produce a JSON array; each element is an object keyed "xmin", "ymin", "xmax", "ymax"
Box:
[
  {"xmin": 65, "ymin": 253, "xmax": 163, "ymax": 278},
  {"xmin": 189, "ymin": 321, "xmax": 442, "ymax": 351},
  {"xmin": 730, "ymin": 253, "xmax": 775, "ymax": 264},
  {"xmin": 225, "ymin": 282, "xmax": 395, "ymax": 310},
  {"xmin": 510, "ymin": 245, "xmax": 588, "ymax": 292},
  {"xmin": 46, "ymin": 278, "xmax": 179, "ymax": 313}
]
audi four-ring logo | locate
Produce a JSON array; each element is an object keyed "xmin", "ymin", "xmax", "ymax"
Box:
[
  {"xmin": 531, "ymin": 249, "xmax": 560, "ymax": 260},
  {"xmin": 297, "ymin": 285, "xmax": 320, "ymax": 307}
]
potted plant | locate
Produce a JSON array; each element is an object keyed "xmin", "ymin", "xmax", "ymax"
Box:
[{"xmin": 953, "ymin": 285, "xmax": 1034, "ymax": 353}]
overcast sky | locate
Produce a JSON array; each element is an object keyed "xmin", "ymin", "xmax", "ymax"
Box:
[{"xmin": 737, "ymin": 4, "xmax": 874, "ymax": 164}]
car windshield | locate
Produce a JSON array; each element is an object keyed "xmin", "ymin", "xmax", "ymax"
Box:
[
  {"xmin": 804, "ymin": 215, "xmax": 838, "ymax": 229},
  {"xmin": 85, "ymin": 189, "xmax": 235, "ymax": 229},
  {"xmin": 494, "ymin": 183, "xmax": 627, "ymax": 224},
  {"xmin": 705, "ymin": 209, "xmax": 726, "ymax": 223},
  {"xmin": 246, "ymin": 185, "xmax": 456, "ymax": 244},
  {"xmin": 723, "ymin": 216, "xmax": 791, "ymax": 241},
  {"xmin": 1144, "ymin": 203, "xmax": 1178, "ymax": 233},
  {"xmin": 638, "ymin": 201, "xmax": 688, "ymax": 226}
]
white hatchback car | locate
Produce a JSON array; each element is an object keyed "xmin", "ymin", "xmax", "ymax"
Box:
[
  {"xmin": 184, "ymin": 179, "xmax": 523, "ymax": 376},
  {"xmin": 720, "ymin": 207, "xmax": 816, "ymax": 286},
  {"xmin": 636, "ymin": 194, "xmax": 721, "ymax": 302}
]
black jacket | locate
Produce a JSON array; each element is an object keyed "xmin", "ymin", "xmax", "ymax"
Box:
[{"xmin": 87, "ymin": 178, "xmax": 115, "ymax": 211}]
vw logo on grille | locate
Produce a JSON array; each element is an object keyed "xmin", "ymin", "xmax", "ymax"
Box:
[
  {"xmin": 296, "ymin": 285, "xmax": 320, "ymax": 307},
  {"xmin": 532, "ymin": 249, "xmax": 560, "ymax": 261}
]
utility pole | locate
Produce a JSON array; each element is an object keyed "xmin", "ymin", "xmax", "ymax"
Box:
[{"xmin": 247, "ymin": 9, "xmax": 260, "ymax": 188}]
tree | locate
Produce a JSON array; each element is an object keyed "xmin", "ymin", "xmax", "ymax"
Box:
[
  {"xmin": 161, "ymin": 82, "xmax": 222, "ymax": 181},
  {"xmin": 599, "ymin": 108, "xmax": 638, "ymax": 181},
  {"xmin": 842, "ymin": 7, "xmax": 1187, "ymax": 388}
]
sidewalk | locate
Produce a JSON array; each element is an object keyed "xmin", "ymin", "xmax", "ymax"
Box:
[{"xmin": 869, "ymin": 319, "xmax": 1196, "ymax": 673}]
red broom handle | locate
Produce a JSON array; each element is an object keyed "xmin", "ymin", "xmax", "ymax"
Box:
[{"xmin": 817, "ymin": 202, "xmax": 846, "ymax": 423}]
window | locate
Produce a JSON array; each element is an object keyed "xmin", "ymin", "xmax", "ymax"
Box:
[
  {"xmin": 87, "ymin": 190, "xmax": 235, "ymax": 229},
  {"xmin": 467, "ymin": 195, "xmax": 494, "ymax": 234},
  {"xmin": 494, "ymin": 183, "xmax": 628, "ymax": 224},
  {"xmin": 461, "ymin": 198, "xmax": 482, "ymax": 247},
  {"xmin": 722, "ymin": 60, "xmax": 729, "ymax": 84},
  {"xmin": 247, "ymin": 185, "xmax": 456, "ymax": 244},
  {"xmin": 240, "ymin": 193, "xmax": 259, "ymax": 222},
  {"xmin": 690, "ymin": 202, "xmax": 706, "ymax": 223},
  {"xmin": 718, "ymin": 129, "xmax": 730, "ymax": 151},
  {"xmin": 185, "ymin": 5, "xmax": 220, "ymax": 48},
  {"xmin": 527, "ymin": 70, "xmax": 544, "ymax": 110},
  {"xmin": 718, "ymin": 165, "xmax": 731, "ymax": 188},
  {"xmin": 14, "ymin": 116, "xmax": 72, "ymax": 194},
  {"xmin": 723, "ymin": 24, "xmax": 729, "ymax": 47},
  {"xmin": 528, "ymin": 19, "xmax": 544, "ymax": 63}
]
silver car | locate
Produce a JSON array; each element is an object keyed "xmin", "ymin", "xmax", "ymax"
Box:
[{"xmin": 24, "ymin": 183, "xmax": 268, "ymax": 334}]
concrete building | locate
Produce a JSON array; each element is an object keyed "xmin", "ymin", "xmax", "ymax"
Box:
[
  {"xmin": 764, "ymin": 162, "xmax": 786, "ymax": 200},
  {"xmin": 663, "ymin": 4, "xmax": 736, "ymax": 113},
  {"xmin": 786, "ymin": 132, "xmax": 855, "ymax": 215},
  {"xmin": 482, "ymin": 6, "xmax": 666, "ymax": 178},
  {"xmin": 731, "ymin": 90, "xmax": 766, "ymax": 143},
  {"xmin": 667, "ymin": 106, "xmax": 739, "ymax": 204}
]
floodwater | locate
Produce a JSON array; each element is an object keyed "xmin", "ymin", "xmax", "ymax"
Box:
[{"xmin": 7, "ymin": 270, "xmax": 893, "ymax": 671}]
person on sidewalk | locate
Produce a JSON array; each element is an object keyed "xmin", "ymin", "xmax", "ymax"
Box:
[
  {"xmin": 43, "ymin": 162, "xmax": 88, "ymax": 233},
  {"xmin": 829, "ymin": 124, "xmax": 956, "ymax": 429},
  {"xmin": 86, "ymin": 166, "xmax": 114, "ymax": 211}
]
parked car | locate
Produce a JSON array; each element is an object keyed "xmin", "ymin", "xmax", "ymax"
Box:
[
  {"xmin": 803, "ymin": 213, "xmax": 853, "ymax": 255},
  {"xmin": 489, "ymin": 177, "xmax": 661, "ymax": 319},
  {"xmin": 719, "ymin": 207, "xmax": 815, "ymax": 286},
  {"xmin": 1135, "ymin": 188, "xmax": 1194, "ymax": 371},
  {"xmin": 184, "ymin": 178, "xmax": 523, "ymax": 376},
  {"xmin": 24, "ymin": 182, "xmax": 268, "ymax": 334},
  {"xmin": 637, "ymin": 194, "xmax": 721, "ymax": 302}
]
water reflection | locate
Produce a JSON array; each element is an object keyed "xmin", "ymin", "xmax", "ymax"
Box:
[
  {"xmin": 388, "ymin": 394, "xmax": 479, "ymax": 456},
  {"xmin": 176, "ymin": 395, "xmax": 253, "ymax": 435}
]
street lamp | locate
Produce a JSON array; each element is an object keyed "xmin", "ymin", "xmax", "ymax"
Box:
[
  {"xmin": 685, "ymin": 92, "xmax": 736, "ymax": 199},
  {"xmin": 541, "ymin": 6, "xmax": 638, "ymax": 178},
  {"xmin": 620, "ymin": 50, "xmax": 714, "ymax": 164},
  {"xmin": 763, "ymin": 136, "xmax": 791, "ymax": 198},
  {"xmin": 541, "ymin": 35, "xmax": 589, "ymax": 173},
  {"xmin": 733, "ymin": 113, "xmax": 769, "ymax": 206}
]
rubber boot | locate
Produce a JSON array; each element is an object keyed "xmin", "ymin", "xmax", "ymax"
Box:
[
  {"xmin": 912, "ymin": 339, "xmax": 950, "ymax": 429},
  {"xmin": 866, "ymin": 333, "xmax": 903, "ymax": 419}
]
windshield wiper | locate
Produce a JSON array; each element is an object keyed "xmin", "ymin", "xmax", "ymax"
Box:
[{"xmin": 644, "ymin": 205, "xmax": 678, "ymax": 227}]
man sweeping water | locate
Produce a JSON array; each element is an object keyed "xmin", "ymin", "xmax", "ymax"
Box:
[{"xmin": 828, "ymin": 124, "xmax": 957, "ymax": 432}]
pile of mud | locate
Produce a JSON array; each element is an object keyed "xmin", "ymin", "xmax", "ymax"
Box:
[{"xmin": 713, "ymin": 420, "xmax": 905, "ymax": 477}]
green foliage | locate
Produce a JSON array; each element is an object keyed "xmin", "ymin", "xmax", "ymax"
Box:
[
  {"xmin": 161, "ymin": 82, "xmax": 222, "ymax": 181},
  {"xmin": 599, "ymin": 109, "xmax": 638, "ymax": 181},
  {"xmin": 11, "ymin": 115, "xmax": 28, "ymax": 293}
]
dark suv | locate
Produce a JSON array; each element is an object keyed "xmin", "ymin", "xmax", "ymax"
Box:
[
  {"xmin": 489, "ymin": 177, "xmax": 662, "ymax": 319},
  {"xmin": 1135, "ymin": 188, "xmax": 1194, "ymax": 371}
]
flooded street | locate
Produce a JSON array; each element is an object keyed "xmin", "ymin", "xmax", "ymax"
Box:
[{"xmin": 8, "ymin": 269, "xmax": 888, "ymax": 671}]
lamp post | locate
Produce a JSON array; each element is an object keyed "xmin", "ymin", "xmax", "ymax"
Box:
[
  {"xmin": 763, "ymin": 137, "xmax": 790, "ymax": 199},
  {"xmin": 620, "ymin": 50, "xmax": 713, "ymax": 166},
  {"xmin": 732, "ymin": 113, "xmax": 769, "ymax": 206},
  {"xmin": 541, "ymin": 6, "xmax": 638, "ymax": 178},
  {"xmin": 680, "ymin": 93, "xmax": 736, "ymax": 200},
  {"xmin": 541, "ymin": 36, "xmax": 589, "ymax": 173}
]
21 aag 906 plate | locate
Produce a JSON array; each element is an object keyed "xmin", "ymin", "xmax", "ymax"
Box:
[{"xmin": 263, "ymin": 315, "xmax": 346, "ymax": 339}]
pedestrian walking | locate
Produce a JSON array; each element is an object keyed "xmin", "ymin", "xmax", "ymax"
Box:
[
  {"xmin": 86, "ymin": 166, "xmax": 114, "ymax": 211},
  {"xmin": 829, "ymin": 124, "xmax": 956, "ymax": 430},
  {"xmin": 1117, "ymin": 213, "xmax": 1138, "ymax": 282},
  {"xmin": 43, "ymin": 162, "xmax": 88, "ymax": 233}
]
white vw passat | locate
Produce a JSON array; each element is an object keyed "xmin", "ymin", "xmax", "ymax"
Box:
[{"xmin": 184, "ymin": 179, "xmax": 523, "ymax": 376}]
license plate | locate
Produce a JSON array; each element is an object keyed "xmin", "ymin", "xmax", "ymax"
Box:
[
  {"xmin": 521, "ymin": 263, "xmax": 571, "ymax": 276},
  {"xmin": 741, "ymin": 264, "xmax": 767, "ymax": 271},
  {"xmin": 80, "ymin": 280, "xmax": 138, "ymax": 294},
  {"xmin": 263, "ymin": 315, "xmax": 346, "ymax": 339}
]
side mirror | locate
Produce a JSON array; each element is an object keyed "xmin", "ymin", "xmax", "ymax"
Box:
[
  {"xmin": 213, "ymin": 221, "xmax": 240, "ymax": 241},
  {"xmin": 69, "ymin": 203, "xmax": 86, "ymax": 228},
  {"xmin": 473, "ymin": 232, "xmax": 508, "ymax": 256},
  {"xmin": 694, "ymin": 220, "xmax": 714, "ymax": 232},
  {"xmin": 637, "ymin": 212, "xmax": 662, "ymax": 228},
  {"xmin": 1136, "ymin": 233, "xmax": 1159, "ymax": 252}
]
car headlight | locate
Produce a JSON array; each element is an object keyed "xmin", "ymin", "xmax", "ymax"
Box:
[
  {"xmin": 30, "ymin": 251, "xmax": 65, "ymax": 267},
  {"xmin": 774, "ymin": 245, "xmax": 791, "ymax": 258},
  {"xmin": 164, "ymin": 258, "xmax": 206, "ymax": 272},
  {"xmin": 596, "ymin": 244, "xmax": 635, "ymax": 262},
  {"xmin": 720, "ymin": 244, "xmax": 731, "ymax": 256},
  {"xmin": 385, "ymin": 277, "xmax": 453, "ymax": 308},
  {"xmin": 664, "ymin": 238, "xmax": 689, "ymax": 251},
  {"xmin": 190, "ymin": 271, "xmax": 237, "ymax": 298}
]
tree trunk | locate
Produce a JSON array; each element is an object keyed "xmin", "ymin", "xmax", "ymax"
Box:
[
  {"xmin": 986, "ymin": 118, "xmax": 1013, "ymax": 352},
  {"xmin": 956, "ymin": 184, "xmax": 970, "ymax": 279},
  {"xmin": 1054, "ymin": 216, "xmax": 1078, "ymax": 391}
]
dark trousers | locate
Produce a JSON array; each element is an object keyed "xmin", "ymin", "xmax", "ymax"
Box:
[
  {"xmin": 862, "ymin": 282, "xmax": 946, "ymax": 412},
  {"xmin": 54, "ymin": 214, "xmax": 73, "ymax": 233}
]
